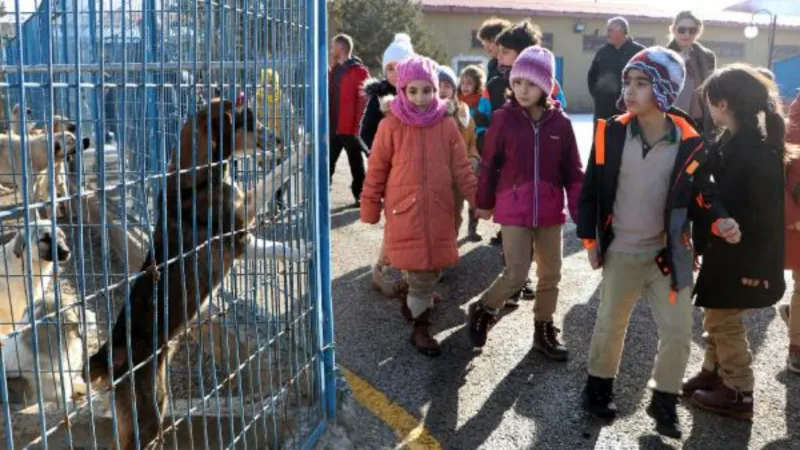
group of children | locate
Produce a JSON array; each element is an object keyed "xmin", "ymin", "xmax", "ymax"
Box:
[{"xmin": 354, "ymin": 16, "xmax": 800, "ymax": 440}]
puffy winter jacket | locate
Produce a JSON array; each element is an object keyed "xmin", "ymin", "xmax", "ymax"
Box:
[
  {"xmin": 477, "ymin": 100, "xmax": 584, "ymax": 228},
  {"xmin": 360, "ymin": 97, "xmax": 477, "ymax": 271},
  {"xmin": 359, "ymin": 78, "xmax": 396, "ymax": 151},
  {"xmin": 328, "ymin": 57, "xmax": 370, "ymax": 136}
]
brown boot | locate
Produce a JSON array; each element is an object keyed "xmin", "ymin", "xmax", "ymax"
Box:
[
  {"xmin": 682, "ymin": 369, "xmax": 722, "ymax": 397},
  {"xmin": 410, "ymin": 310, "xmax": 441, "ymax": 357},
  {"xmin": 692, "ymin": 384, "xmax": 754, "ymax": 421},
  {"xmin": 533, "ymin": 321, "xmax": 569, "ymax": 361}
]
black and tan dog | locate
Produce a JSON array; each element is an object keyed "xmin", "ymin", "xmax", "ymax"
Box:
[{"xmin": 86, "ymin": 99, "xmax": 262, "ymax": 450}]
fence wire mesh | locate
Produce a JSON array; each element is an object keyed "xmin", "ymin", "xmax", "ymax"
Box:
[{"xmin": 0, "ymin": 0, "xmax": 331, "ymax": 448}]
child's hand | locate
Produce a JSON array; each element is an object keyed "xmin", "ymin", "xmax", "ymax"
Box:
[
  {"xmin": 471, "ymin": 158, "xmax": 480, "ymax": 174},
  {"xmin": 714, "ymin": 218, "xmax": 741, "ymax": 244},
  {"xmin": 741, "ymin": 278, "xmax": 770, "ymax": 289},
  {"xmin": 476, "ymin": 208, "xmax": 493, "ymax": 220}
]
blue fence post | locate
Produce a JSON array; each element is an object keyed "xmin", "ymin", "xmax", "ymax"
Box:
[{"xmin": 313, "ymin": 0, "xmax": 336, "ymax": 421}]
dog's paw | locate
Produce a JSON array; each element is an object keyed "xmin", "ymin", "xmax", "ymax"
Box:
[{"xmin": 72, "ymin": 381, "xmax": 88, "ymax": 400}]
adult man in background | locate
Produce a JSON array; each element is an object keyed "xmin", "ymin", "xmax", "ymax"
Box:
[
  {"xmin": 329, "ymin": 33, "xmax": 369, "ymax": 207},
  {"xmin": 587, "ymin": 17, "xmax": 645, "ymax": 124}
]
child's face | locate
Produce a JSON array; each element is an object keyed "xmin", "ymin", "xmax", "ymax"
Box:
[
  {"xmin": 622, "ymin": 69, "xmax": 658, "ymax": 115},
  {"xmin": 385, "ymin": 62, "xmax": 398, "ymax": 87},
  {"xmin": 707, "ymin": 98, "xmax": 732, "ymax": 128},
  {"xmin": 439, "ymin": 81, "xmax": 455, "ymax": 100},
  {"xmin": 460, "ymin": 76, "xmax": 476, "ymax": 96},
  {"xmin": 405, "ymin": 80, "xmax": 436, "ymax": 109},
  {"xmin": 481, "ymin": 39, "xmax": 498, "ymax": 58},
  {"xmin": 497, "ymin": 45, "xmax": 519, "ymax": 67},
  {"xmin": 511, "ymin": 79, "xmax": 544, "ymax": 109}
]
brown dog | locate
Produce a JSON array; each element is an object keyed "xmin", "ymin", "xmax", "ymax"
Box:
[{"xmin": 86, "ymin": 99, "xmax": 261, "ymax": 450}]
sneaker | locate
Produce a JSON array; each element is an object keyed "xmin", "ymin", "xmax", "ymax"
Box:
[
  {"xmin": 789, "ymin": 345, "xmax": 800, "ymax": 374},
  {"xmin": 505, "ymin": 291, "xmax": 522, "ymax": 309},
  {"xmin": 521, "ymin": 278, "xmax": 536, "ymax": 300},
  {"xmin": 682, "ymin": 369, "xmax": 722, "ymax": 397},
  {"xmin": 468, "ymin": 302, "xmax": 499, "ymax": 348},
  {"xmin": 533, "ymin": 320, "xmax": 569, "ymax": 361},
  {"xmin": 582, "ymin": 375, "xmax": 618, "ymax": 419},
  {"xmin": 779, "ymin": 304, "xmax": 790, "ymax": 327},
  {"xmin": 692, "ymin": 384, "xmax": 754, "ymax": 421},
  {"xmin": 647, "ymin": 390, "xmax": 682, "ymax": 439}
]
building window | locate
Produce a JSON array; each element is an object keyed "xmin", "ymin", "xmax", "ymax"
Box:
[
  {"xmin": 704, "ymin": 41, "xmax": 745, "ymax": 58},
  {"xmin": 452, "ymin": 54, "xmax": 488, "ymax": 76},
  {"xmin": 583, "ymin": 35, "xmax": 606, "ymax": 52}
]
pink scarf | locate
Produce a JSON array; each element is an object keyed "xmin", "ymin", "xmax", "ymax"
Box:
[{"xmin": 390, "ymin": 89, "xmax": 448, "ymax": 128}]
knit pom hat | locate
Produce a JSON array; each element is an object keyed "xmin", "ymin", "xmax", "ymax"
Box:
[
  {"xmin": 509, "ymin": 46, "xmax": 555, "ymax": 98},
  {"xmin": 382, "ymin": 33, "xmax": 415, "ymax": 70},
  {"xmin": 620, "ymin": 46, "xmax": 686, "ymax": 112},
  {"xmin": 396, "ymin": 55, "xmax": 439, "ymax": 90},
  {"xmin": 437, "ymin": 65, "xmax": 458, "ymax": 88}
]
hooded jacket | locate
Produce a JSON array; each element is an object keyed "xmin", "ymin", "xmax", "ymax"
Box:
[
  {"xmin": 328, "ymin": 57, "xmax": 370, "ymax": 136},
  {"xmin": 360, "ymin": 96, "xmax": 477, "ymax": 271}
]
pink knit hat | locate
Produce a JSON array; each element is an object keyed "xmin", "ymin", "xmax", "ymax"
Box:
[
  {"xmin": 395, "ymin": 55, "xmax": 439, "ymax": 90},
  {"xmin": 509, "ymin": 46, "xmax": 555, "ymax": 97}
]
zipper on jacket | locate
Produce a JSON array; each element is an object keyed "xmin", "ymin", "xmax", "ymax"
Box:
[
  {"xmin": 422, "ymin": 128, "xmax": 432, "ymax": 268},
  {"xmin": 533, "ymin": 124, "xmax": 541, "ymax": 227}
]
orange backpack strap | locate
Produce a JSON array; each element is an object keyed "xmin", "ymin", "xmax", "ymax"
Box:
[{"xmin": 594, "ymin": 119, "xmax": 607, "ymax": 166}]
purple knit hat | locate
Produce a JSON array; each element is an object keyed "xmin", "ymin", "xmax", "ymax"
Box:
[
  {"xmin": 391, "ymin": 56, "xmax": 448, "ymax": 127},
  {"xmin": 618, "ymin": 46, "xmax": 686, "ymax": 112},
  {"xmin": 509, "ymin": 46, "xmax": 555, "ymax": 97}
]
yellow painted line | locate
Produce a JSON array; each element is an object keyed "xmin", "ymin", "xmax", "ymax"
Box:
[{"xmin": 341, "ymin": 367, "xmax": 443, "ymax": 450}]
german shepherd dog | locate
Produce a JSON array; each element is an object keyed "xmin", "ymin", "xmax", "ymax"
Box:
[{"xmin": 86, "ymin": 99, "xmax": 262, "ymax": 449}]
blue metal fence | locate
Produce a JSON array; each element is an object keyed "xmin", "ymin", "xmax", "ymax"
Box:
[{"xmin": 0, "ymin": 0, "xmax": 333, "ymax": 448}]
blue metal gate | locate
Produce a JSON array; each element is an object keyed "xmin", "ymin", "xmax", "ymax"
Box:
[{"xmin": 0, "ymin": 0, "xmax": 334, "ymax": 448}]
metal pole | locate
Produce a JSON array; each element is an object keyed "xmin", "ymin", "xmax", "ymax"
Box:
[{"xmin": 767, "ymin": 13, "xmax": 777, "ymax": 69}]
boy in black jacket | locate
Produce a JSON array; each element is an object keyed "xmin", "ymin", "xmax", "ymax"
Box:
[{"xmin": 577, "ymin": 47, "xmax": 740, "ymax": 439}]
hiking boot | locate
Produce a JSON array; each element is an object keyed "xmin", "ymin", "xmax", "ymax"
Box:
[
  {"xmin": 647, "ymin": 390, "xmax": 682, "ymax": 439},
  {"xmin": 582, "ymin": 375, "xmax": 618, "ymax": 419},
  {"xmin": 533, "ymin": 320, "xmax": 569, "ymax": 361},
  {"xmin": 521, "ymin": 277, "xmax": 535, "ymax": 300},
  {"xmin": 779, "ymin": 304, "xmax": 790, "ymax": 327},
  {"xmin": 682, "ymin": 369, "xmax": 722, "ymax": 397},
  {"xmin": 410, "ymin": 310, "xmax": 441, "ymax": 357},
  {"xmin": 468, "ymin": 302, "xmax": 499, "ymax": 348},
  {"xmin": 789, "ymin": 345, "xmax": 800, "ymax": 374},
  {"xmin": 692, "ymin": 384, "xmax": 754, "ymax": 421}
]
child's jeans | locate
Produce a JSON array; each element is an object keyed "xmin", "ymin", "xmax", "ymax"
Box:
[
  {"xmin": 587, "ymin": 250, "xmax": 693, "ymax": 395},
  {"xmin": 701, "ymin": 308, "xmax": 754, "ymax": 391},
  {"xmin": 791, "ymin": 270, "xmax": 800, "ymax": 347},
  {"xmin": 403, "ymin": 270, "xmax": 442, "ymax": 319},
  {"xmin": 480, "ymin": 225, "xmax": 562, "ymax": 321}
]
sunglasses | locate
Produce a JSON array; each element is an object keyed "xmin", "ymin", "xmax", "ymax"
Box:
[{"xmin": 677, "ymin": 26, "xmax": 699, "ymax": 36}]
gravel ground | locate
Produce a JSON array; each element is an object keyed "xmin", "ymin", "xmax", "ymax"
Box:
[{"xmin": 329, "ymin": 115, "xmax": 800, "ymax": 450}]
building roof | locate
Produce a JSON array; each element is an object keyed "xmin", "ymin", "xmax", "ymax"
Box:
[{"xmin": 419, "ymin": 0, "xmax": 800, "ymax": 30}]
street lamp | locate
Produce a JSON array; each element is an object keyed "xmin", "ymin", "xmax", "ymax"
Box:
[{"xmin": 744, "ymin": 8, "xmax": 777, "ymax": 69}]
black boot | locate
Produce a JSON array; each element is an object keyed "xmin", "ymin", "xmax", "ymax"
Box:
[
  {"xmin": 533, "ymin": 321, "xmax": 569, "ymax": 361},
  {"xmin": 647, "ymin": 390, "xmax": 682, "ymax": 439},
  {"xmin": 467, "ymin": 302, "xmax": 499, "ymax": 348},
  {"xmin": 582, "ymin": 375, "xmax": 618, "ymax": 419},
  {"xmin": 521, "ymin": 277, "xmax": 535, "ymax": 300},
  {"xmin": 410, "ymin": 310, "xmax": 441, "ymax": 357}
]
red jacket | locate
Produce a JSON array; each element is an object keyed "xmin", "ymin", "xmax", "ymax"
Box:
[
  {"xmin": 786, "ymin": 93, "xmax": 800, "ymax": 270},
  {"xmin": 328, "ymin": 57, "xmax": 369, "ymax": 136}
]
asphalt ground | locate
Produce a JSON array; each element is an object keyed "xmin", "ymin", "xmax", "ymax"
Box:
[{"xmin": 328, "ymin": 115, "xmax": 800, "ymax": 450}]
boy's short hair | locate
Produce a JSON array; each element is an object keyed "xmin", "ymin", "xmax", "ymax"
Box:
[
  {"xmin": 495, "ymin": 19, "xmax": 542, "ymax": 54},
  {"xmin": 333, "ymin": 34, "xmax": 353, "ymax": 53},
  {"xmin": 459, "ymin": 65, "xmax": 487, "ymax": 94},
  {"xmin": 478, "ymin": 17, "xmax": 512, "ymax": 42}
]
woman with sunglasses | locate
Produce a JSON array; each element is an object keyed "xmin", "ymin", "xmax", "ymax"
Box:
[{"xmin": 668, "ymin": 11, "xmax": 717, "ymax": 135}]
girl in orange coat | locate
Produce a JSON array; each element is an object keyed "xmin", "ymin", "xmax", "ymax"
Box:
[
  {"xmin": 780, "ymin": 91, "xmax": 800, "ymax": 374},
  {"xmin": 360, "ymin": 56, "xmax": 478, "ymax": 357}
]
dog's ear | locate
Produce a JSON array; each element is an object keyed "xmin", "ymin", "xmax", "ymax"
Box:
[
  {"xmin": 209, "ymin": 102, "xmax": 235, "ymax": 161},
  {"xmin": 13, "ymin": 234, "xmax": 26, "ymax": 258}
]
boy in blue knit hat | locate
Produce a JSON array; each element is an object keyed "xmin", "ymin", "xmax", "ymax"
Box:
[{"xmin": 577, "ymin": 46, "xmax": 740, "ymax": 439}]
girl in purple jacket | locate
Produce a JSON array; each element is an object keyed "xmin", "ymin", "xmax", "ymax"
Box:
[{"xmin": 467, "ymin": 46, "xmax": 584, "ymax": 360}]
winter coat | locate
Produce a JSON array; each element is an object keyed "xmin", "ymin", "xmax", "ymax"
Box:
[
  {"xmin": 667, "ymin": 40, "xmax": 716, "ymax": 133},
  {"xmin": 477, "ymin": 100, "xmax": 584, "ymax": 228},
  {"xmin": 454, "ymin": 101, "xmax": 480, "ymax": 162},
  {"xmin": 694, "ymin": 128, "xmax": 786, "ymax": 308},
  {"xmin": 487, "ymin": 58, "xmax": 501, "ymax": 82},
  {"xmin": 485, "ymin": 73, "xmax": 509, "ymax": 113},
  {"xmin": 359, "ymin": 78, "xmax": 396, "ymax": 151},
  {"xmin": 578, "ymin": 108, "xmax": 727, "ymax": 294},
  {"xmin": 360, "ymin": 97, "xmax": 478, "ymax": 272},
  {"xmin": 459, "ymin": 92, "xmax": 492, "ymax": 135},
  {"xmin": 587, "ymin": 39, "xmax": 646, "ymax": 121},
  {"xmin": 328, "ymin": 57, "xmax": 370, "ymax": 136},
  {"xmin": 785, "ymin": 93, "xmax": 800, "ymax": 270}
]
